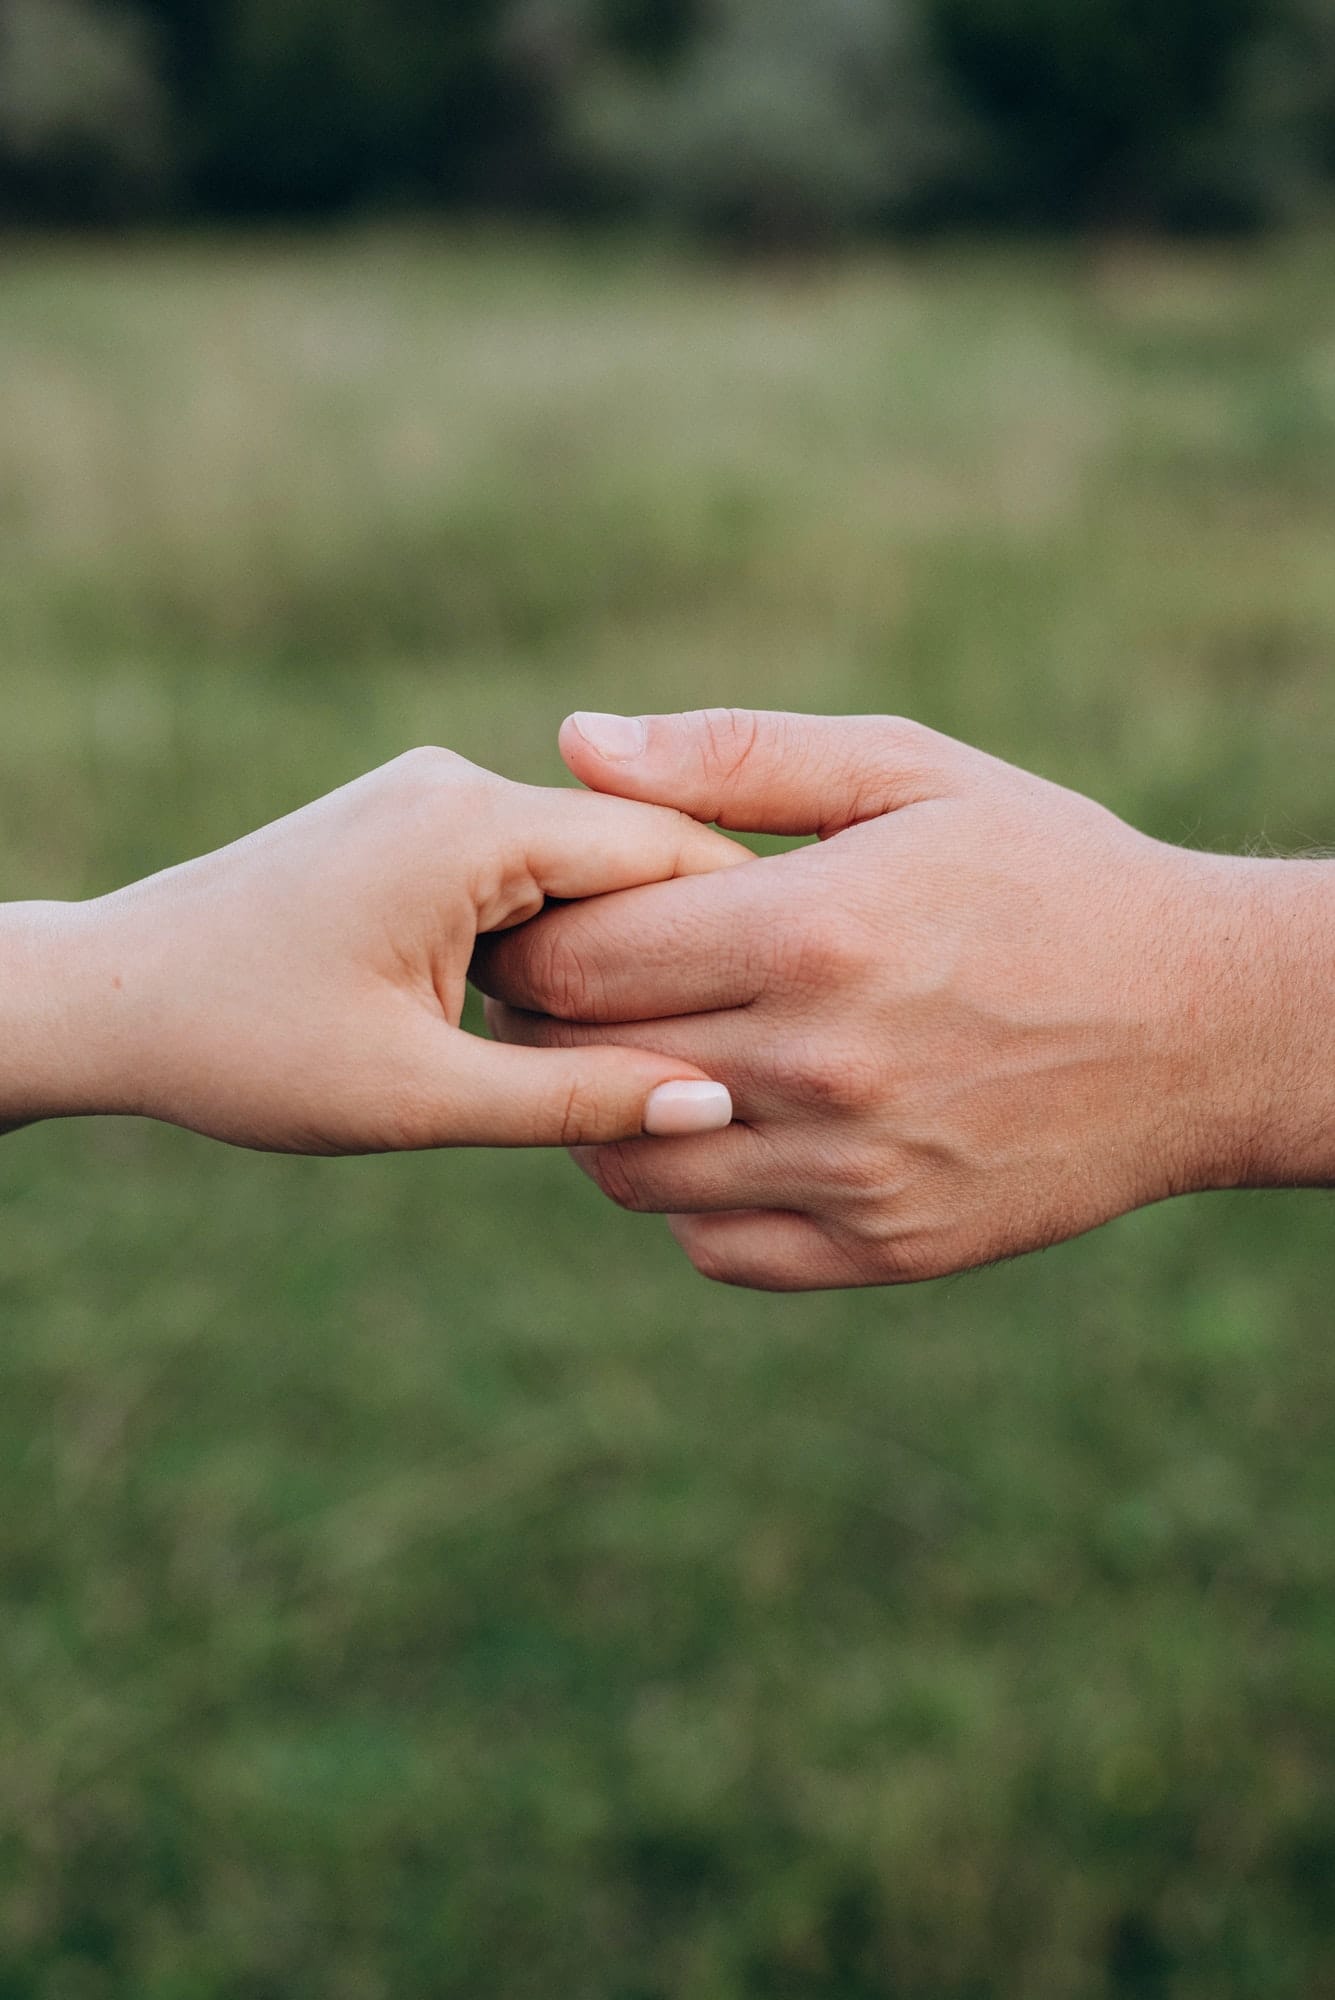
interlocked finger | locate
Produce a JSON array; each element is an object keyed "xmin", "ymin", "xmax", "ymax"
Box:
[
  {"xmin": 568, "ymin": 1123, "xmax": 798, "ymax": 1216},
  {"xmin": 666, "ymin": 1211, "xmax": 868, "ymax": 1292}
]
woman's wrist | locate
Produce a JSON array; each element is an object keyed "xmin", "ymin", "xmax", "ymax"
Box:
[{"xmin": 0, "ymin": 899, "xmax": 129, "ymax": 1131}]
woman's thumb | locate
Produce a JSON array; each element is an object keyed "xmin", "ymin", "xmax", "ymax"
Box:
[{"xmin": 435, "ymin": 1035, "xmax": 733, "ymax": 1148}]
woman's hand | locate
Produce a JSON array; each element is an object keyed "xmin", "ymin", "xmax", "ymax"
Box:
[{"xmin": 0, "ymin": 747, "xmax": 742, "ymax": 1153}]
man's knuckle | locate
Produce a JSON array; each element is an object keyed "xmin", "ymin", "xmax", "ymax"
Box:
[
  {"xmin": 835, "ymin": 1149, "xmax": 892, "ymax": 1203},
  {"xmin": 526, "ymin": 928, "xmax": 600, "ymax": 1022},
  {"xmin": 674, "ymin": 1225, "xmax": 782, "ymax": 1292},
  {"xmin": 710, "ymin": 1250, "xmax": 803, "ymax": 1293},
  {"xmin": 826, "ymin": 715, "xmax": 959, "ymax": 827},
  {"xmin": 698, "ymin": 707, "xmax": 762, "ymax": 787},
  {"xmin": 878, "ymin": 715, "xmax": 974, "ymax": 797},
  {"xmin": 811, "ymin": 1063, "xmax": 870, "ymax": 1119},
  {"xmin": 790, "ymin": 902, "xmax": 866, "ymax": 988},
  {"xmin": 777, "ymin": 1033, "xmax": 875, "ymax": 1117},
  {"xmin": 687, "ymin": 1236, "xmax": 746, "ymax": 1288},
  {"xmin": 587, "ymin": 1143, "xmax": 647, "ymax": 1212},
  {"xmin": 878, "ymin": 714, "xmax": 927, "ymax": 755}
]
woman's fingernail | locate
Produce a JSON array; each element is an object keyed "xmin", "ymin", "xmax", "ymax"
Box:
[
  {"xmin": 644, "ymin": 1081, "xmax": 733, "ymax": 1137},
  {"xmin": 568, "ymin": 712, "xmax": 647, "ymax": 761}
]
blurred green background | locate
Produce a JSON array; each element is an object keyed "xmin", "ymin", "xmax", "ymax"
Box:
[{"xmin": 3, "ymin": 6, "xmax": 1335, "ymax": 1998}]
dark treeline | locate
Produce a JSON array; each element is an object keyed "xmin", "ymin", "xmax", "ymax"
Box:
[{"xmin": 3, "ymin": 0, "xmax": 1334, "ymax": 238}]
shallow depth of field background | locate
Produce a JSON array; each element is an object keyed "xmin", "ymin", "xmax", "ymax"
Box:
[{"xmin": 2, "ymin": 7, "xmax": 1335, "ymax": 1998}]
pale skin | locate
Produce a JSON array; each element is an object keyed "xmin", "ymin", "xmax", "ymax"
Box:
[
  {"xmin": 0, "ymin": 747, "xmax": 741, "ymax": 1153},
  {"xmin": 478, "ymin": 708, "xmax": 1335, "ymax": 1292}
]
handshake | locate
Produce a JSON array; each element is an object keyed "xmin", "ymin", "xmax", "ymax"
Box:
[{"xmin": 4, "ymin": 709, "xmax": 1331, "ymax": 1291}]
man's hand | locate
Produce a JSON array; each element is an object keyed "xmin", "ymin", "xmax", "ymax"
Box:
[
  {"xmin": 0, "ymin": 748, "xmax": 742, "ymax": 1153},
  {"xmin": 477, "ymin": 709, "xmax": 1335, "ymax": 1291}
]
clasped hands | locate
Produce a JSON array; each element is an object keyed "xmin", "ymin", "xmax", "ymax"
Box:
[{"xmin": 6, "ymin": 709, "xmax": 1331, "ymax": 1291}]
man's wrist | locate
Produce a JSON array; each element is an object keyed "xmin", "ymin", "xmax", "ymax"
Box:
[{"xmin": 1185, "ymin": 855, "xmax": 1335, "ymax": 1192}]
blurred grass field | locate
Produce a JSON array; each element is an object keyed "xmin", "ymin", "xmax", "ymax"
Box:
[{"xmin": 1, "ymin": 230, "xmax": 1333, "ymax": 2000}]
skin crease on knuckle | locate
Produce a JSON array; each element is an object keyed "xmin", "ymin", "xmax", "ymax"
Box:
[
  {"xmin": 583, "ymin": 1142, "xmax": 648, "ymax": 1214},
  {"xmin": 770, "ymin": 1025, "xmax": 886, "ymax": 1121},
  {"xmin": 834, "ymin": 716, "xmax": 940, "ymax": 828},
  {"xmin": 517, "ymin": 923, "xmax": 607, "ymax": 1027},
  {"xmin": 820, "ymin": 1155, "xmax": 973, "ymax": 1284},
  {"xmin": 698, "ymin": 706, "xmax": 763, "ymax": 795}
]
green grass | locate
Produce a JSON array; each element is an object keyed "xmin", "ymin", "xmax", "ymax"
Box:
[{"xmin": 1, "ymin": 229, "xmax": 1333, "ymax": 1998}]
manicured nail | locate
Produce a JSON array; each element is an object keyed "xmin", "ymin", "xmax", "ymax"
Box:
[
  {"xmin": 644, "ymin": 1081, "xmax": 733, "ymax": 1138},
  {"xmin": 568, "ymin": 712, "xmax": 646, "ymax": 761}
]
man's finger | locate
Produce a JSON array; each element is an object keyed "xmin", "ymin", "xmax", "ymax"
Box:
[
  {"xmin": 510, "ymin": 783, "xmax": 749, "ymax": 909},
  {"xmin": 436, "ymin": 1032, "xmax": 733, "ymax": 1148},
  {"xmin": 558, "ymin": 709, "xmax": 972, "ymax": 837},
  {"xmin": 472, "ymin": 857, "xmax": 784, "ymax": 1022},
  {"xmin": 667, "ymin": 1211, "xmax": 862, "ymax": 1292},
  {"xmin": 568, "ymin": 1126, "xmax": 798, "ymax": 1216},
  {"xmin": 484, "ymin": 997, "xmax": 790, "ymax": 1116}
]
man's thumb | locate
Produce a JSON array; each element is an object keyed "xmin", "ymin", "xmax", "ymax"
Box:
[
  {"xmin": 440, "ymin": 1035, "xmax": 733, "ymax": 1149},
  {"xmin": 559, "ymin": 708, "xmax": 966, "ymax": 837}
]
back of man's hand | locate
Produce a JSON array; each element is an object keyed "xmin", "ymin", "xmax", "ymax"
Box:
[{"xmin": 476, "ymin": 709, "xmax": 1335, "ymax": 1291}]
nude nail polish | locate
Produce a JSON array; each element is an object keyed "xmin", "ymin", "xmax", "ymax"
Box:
[{"xmin": 644, "ymin": 1081, "xmax": 734, "ymax": 1137}]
